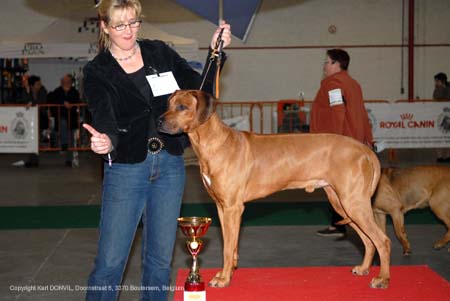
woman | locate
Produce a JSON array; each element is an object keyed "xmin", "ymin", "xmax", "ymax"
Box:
[{"xmin": 82, "ymin": 1, "xmax": 231, "ymax": 300}]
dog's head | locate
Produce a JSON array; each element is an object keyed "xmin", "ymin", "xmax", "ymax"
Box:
[{"xmin": 158, "ymin": 89, "xmax": 215, "ymax": 134}]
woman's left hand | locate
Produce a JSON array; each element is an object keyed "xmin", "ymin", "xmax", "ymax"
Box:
[
  {"xmin": 83, "ymin": 123, "xmax": 113, "ymax": 155},
  {"xmin": 210, "ymin": 20, "xmax": 232, "ymax": 49}
]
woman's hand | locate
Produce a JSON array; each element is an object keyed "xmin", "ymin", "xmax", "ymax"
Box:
[
  {"xmin": 210, "ymin": 20, "xmax": 232, "ymax": 49},
  {"xmin": 83, "ymin": 123, "xmax": 112, "ymax": 154}
]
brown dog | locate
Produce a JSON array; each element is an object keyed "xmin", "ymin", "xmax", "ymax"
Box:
[
  {"xmin": 373, "ymin": 166, "xmax": 450, "ymax": 255},
  {"xmin": 160, "ymin": 90, "xmax": 391, "ymax": 289}
]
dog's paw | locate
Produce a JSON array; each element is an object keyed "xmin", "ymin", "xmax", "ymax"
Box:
[
  {"xmin": 370, "ymin": 276, "xmax": 389, "ymax": 289},
  {"xmin": 402, "ymin": 249, "xmax": 412, "ymax": 256},
  {"xmin": 433, "ymin": 241, "xmax": 447, "ymax": 250},
  {"xmin": 351, "ymin": 265, "xmax": 369, "ymax": 276},
  {"xmin": 208, "ymin": 272, "xmax": 231, "ymax": 288},
  {"xmin": 208, "ymin": 277, "xmax": 230, "ymax": 288}
]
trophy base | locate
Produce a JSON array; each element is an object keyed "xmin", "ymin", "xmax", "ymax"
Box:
[
  {"xmin": 185, "ymin": 281, "xmax": 205, "ymax": 291},
  {"xmin": 184, "ymin": 290, "xmax": 206, "ymax": 301},
  {"xmin": 184, "ymin": 281, "xmax": 206, "ymax": 300}
]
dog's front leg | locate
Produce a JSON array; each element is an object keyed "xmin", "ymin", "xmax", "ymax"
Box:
[{"xmin": 209, "ymin": 203, "xmax": 244, "ymax": 288}]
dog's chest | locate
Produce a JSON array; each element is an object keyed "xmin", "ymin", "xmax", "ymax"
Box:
[{"xmin": 198, "ymin": 162, "xmax": 213, "ymax": 188}]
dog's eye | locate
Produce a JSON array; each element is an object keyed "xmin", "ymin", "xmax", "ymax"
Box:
[{"xmin": 176, "ymin": 104, "xmax": 188, "ymax": 111}]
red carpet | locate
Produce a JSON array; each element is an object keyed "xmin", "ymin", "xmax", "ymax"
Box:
[{"xmin": 174, "ymin": 265, "xmax": 450, "ymax": 301}]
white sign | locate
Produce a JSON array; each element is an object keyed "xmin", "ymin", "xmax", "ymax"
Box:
[
  {"xmin": 366, "ymin": 102, "xmax": 450, "ymax": 149},
  {"xmin": 0, "ymin": 107, "xmax": 38, "ymax": 153},
  {"xmin": 146, "ymin": 71, "xmax": 180, "ymax": 97}
]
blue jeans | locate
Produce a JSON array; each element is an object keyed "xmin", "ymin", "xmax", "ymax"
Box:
[{"xmin": 86, "ymin": 150, "xmax": 185, "ymax": 301}]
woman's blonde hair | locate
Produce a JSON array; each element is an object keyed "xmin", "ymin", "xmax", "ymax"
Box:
[{"xmin": 96, "ymin": 0, "xmax": 142, "ymax": 50}]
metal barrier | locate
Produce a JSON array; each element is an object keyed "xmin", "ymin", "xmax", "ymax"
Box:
[
  {"xmin": 215, "ymin": 100, "xmax": 313, "ymax": 134},
  {"xmin": 36, "ymin": 103, "xmax": 91, "ymax": 152},
  {"xmin": 2, "ymin": 99, "xmax": 414, "ymax": 155},
  {"xmin": 215, "ymin": 99, "xmax": 389, "ymax": 134}
]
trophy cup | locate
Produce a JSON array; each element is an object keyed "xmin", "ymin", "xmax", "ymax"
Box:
[{"xmin": 177, "ymin": 217, "xmax": 212, "ymax": 301}]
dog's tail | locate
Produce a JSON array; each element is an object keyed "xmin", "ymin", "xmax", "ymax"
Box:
[{"xmin": 367, "ymin": 149, "xmax": 381, "ymax": 197}]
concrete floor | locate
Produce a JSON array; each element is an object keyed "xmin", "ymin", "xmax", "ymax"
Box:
[{"xmin": 0, "ymin": 149, "xmax": 449, "ymax": 300}]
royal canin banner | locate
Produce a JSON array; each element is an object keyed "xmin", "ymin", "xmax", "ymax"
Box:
[
  {"xmin": 0, "ymin": 106, "xmax": 38, "ymax": 153},
  {"xmin": 366, "ymin": 102, "xmax": 450, "ymax": 150}
]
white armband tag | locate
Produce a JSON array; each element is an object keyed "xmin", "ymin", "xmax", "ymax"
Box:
[{"xmin": 328, "ymin": 89, "xmax": 344, "ymax": 106}]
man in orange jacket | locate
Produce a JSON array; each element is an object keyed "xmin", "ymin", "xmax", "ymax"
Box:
[{"xmin": 310, "ymin": 49, "xmax": 373, "ymax": 237}]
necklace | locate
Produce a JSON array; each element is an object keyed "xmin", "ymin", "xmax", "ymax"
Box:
[{"xmin": 111, "ymin": 43, "xmax": 139, "ymax": 61}]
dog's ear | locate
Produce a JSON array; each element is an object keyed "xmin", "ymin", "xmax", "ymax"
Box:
[{"xmin": 194, "ymin": 90, "xmax": 215, "ymax": 123}]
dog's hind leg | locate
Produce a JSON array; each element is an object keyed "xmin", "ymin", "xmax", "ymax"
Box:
[
  {"xmin": 209, "ymin": 203, "xmax": 244, "ymax": 288},
  {"xmin": 345, "ymin": 198, "xmax": 391, "ymax": 289},
  {"xmin": 325, "ymin": 188, "xmax": 379, "ymax": 280},
  {"xmin": 429, "ymin": 185, "xmax": 450, "ymax": 251},
  {"xmin": 323, "ymin": 187, "xmax": 349, "ymax": 226},
  {"xmin": 373, "ymin": 210, "xmax": 387, "ymax": 233},
  {"xmin": 324, "ymin": 187, "xmax": 374, "ymax": 274},
  {"xmin": 348, "ymin": 221, "xmax": 377, "ymax": 276},
  {"xmin": 324, "ymin": 186, "xmax": 390, "ymax": 288}
]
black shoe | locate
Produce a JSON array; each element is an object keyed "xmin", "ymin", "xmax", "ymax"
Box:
[
  {"xmin": 65, "ymin": 161, "xmax": 72, "ymax": 167},
  {"xmin": 25, "ymin": 162, "xmax": 39, "ymax": 168},
  {"xmin": 316, "ymin": 227, "xmax": 346, "ymax": 237},
  {"xmin": 437, "ymin": 157, "xmax": 450, "ymax": 163}
]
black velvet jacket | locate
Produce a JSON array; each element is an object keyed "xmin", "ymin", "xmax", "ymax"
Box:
[{"xmin": 83, "ymin": 39, "xmax": 225, "ymax": 163}]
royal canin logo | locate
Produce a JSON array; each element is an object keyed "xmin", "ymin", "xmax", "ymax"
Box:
[
  {"xmin": 400, "ymin": 113, "xmax": 413, "ymax": 120},
  {"xmin": 379, "ymin": 112, "xmax": 435, "ymax": 129}
]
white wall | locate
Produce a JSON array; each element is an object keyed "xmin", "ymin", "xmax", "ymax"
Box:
[
  {"xmin": 2, "ymin": 0, "xmax": 449, "ymax": 102},
  {"xmin": 28, "ymin": 58, "xmax": 85, "ymax": 93},
  {"xmin": 147, "ymin": 0, "xmax": 450, "ymax": 102}
]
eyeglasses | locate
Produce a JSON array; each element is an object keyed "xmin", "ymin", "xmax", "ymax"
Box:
[{"xmin": 110, "ymin": 20, "xmax": 142, "ymax": 31}]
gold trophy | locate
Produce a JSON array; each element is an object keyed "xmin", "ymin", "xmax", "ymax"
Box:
[{"xmin": 177, "ymin": 217, "xmax": 212, "ymax": 301}]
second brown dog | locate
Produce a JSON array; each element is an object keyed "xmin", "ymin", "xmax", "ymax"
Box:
[{"xmin": 373, "ymin": 165, "xmax": 450, "ymax": 255}]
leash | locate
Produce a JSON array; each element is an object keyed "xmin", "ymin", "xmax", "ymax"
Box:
[{"xmin": 199, "ymin": 28, "xmax": 224, "ymax": 99}]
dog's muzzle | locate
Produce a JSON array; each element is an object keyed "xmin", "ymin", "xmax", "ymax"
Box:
[{"xmin": 148, "ymin": 137, "xmax": 164, "ymax": 154}]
